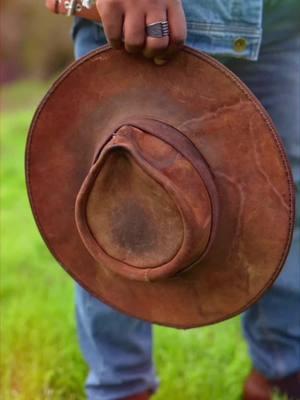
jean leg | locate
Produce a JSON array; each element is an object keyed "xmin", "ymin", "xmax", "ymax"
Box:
[
  {"xmin": 76, "ymin": 286, "xmax": 157, "ymax": 400},
  {"xmin": 73, "ymin": 21, "xmax": 157, "ymax": 400},
  {"xmin": 225, "ymin": 33, "xmax": 300, "ymax": 378},
  {"xmin": 72, "ymin": 18, "xmax": 107, "ymax": 59}
]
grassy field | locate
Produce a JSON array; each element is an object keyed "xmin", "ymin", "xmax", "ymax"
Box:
[{"xmin": 0, "ymin": 82, "xmax": 283, "ymax": 400}]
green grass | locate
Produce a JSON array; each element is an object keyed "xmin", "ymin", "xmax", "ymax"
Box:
[
  {"xmin": 0, "ymin": 82, "xmax": 283, "ymax": 400},
  {"xmin": 0, "ymin": 80, "xmax": 53, "ymax": 113}
]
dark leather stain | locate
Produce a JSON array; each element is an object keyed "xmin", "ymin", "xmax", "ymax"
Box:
[{"xmin": 110, "ymin": 200, "xmax": 158, "ymax": 255}]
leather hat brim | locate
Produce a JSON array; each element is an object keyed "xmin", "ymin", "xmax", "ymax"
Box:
[{"xmin": 26, "ymin": 46, "xmax": 295, "ymax": 328}]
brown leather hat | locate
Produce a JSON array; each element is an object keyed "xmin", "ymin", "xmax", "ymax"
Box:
[{"xmin": 26, "ymin": 46, "xmax": 295, "ymax": 328}]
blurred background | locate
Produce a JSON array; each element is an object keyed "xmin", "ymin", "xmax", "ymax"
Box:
[
  {"xmin": 1, "ymin": 3, "xmax": 285, "ymax": 400},
  {"xmin": 1, "ymin": 0, "xmax": 73, "ymax": 84}
]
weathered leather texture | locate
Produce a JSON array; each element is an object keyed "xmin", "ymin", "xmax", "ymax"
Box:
[
  {"xmin": 75, "ymin": 121, "xmax": 219, "ymax": 282},
  {"xmin": 26, "ymin": 46, "xmax": 295, "ymax": 328},
  {"xmin": 45, "ymin": 0, "xmax": 101, "ymax": 21}
]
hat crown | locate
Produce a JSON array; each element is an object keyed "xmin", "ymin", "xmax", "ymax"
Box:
[{"xmin": 75, "ymin": 119, "xmax": 219, "ymax": 282}]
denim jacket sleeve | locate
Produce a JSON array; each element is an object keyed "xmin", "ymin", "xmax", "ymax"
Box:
[{"xmin": 73, "ymin": 0, "xmax": 264, "ymax": 61}]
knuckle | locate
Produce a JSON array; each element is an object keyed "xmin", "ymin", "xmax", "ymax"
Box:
[{"xmin": 127, "ymin": 26, "xmax": 144, "ymax": 39}]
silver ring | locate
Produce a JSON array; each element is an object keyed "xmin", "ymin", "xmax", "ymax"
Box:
[{"xmin": 146, "ymin": 21, "xmax": 169, "ymax": 38}]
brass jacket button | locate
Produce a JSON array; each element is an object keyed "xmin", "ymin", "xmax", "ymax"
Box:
[{"xmin": 234, "ymin": 37, "xmax": 248, "ymax": 52}]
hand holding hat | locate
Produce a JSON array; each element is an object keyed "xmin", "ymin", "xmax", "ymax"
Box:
[
  {"xmin": 45, "ymin": 0, "xmax": 187, "ymax": 64},
  {"xmin": 96, "ymin": 0, "xmax": 186, "ymax": 63}
]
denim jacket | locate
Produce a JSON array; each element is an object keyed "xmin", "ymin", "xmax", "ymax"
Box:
[
  {"xmin": 183, "ymin": 0, "xmax": 263, "ymax": 60},
  {"xmin": 73, "ymin": 0, "xmax": 299, "ymax": 61}
]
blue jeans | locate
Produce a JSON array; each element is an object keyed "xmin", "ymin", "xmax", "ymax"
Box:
[{"xmin": 74, "ymin": 10, "xmax": 300, "ymax": 400}]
